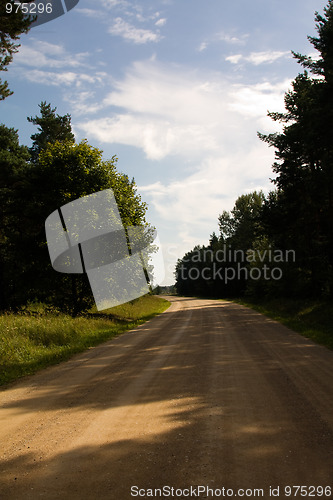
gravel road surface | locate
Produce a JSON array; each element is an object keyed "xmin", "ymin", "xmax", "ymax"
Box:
[{"xmin": 0, "ymin": 297, "xmax": 332, "ymax": 499}]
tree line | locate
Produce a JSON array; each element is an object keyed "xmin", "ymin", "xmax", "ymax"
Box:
[
  {"xmin": 176, "ymin": 1, "xmax": 333, "ymax": 300},
  {"xmin": 0, "ymin": 103, "xmax": 152, "ymax": 314}
]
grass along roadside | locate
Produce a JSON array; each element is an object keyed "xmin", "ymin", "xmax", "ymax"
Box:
[
  {"xmin": 0, "ymin": 295, "xmax": 170, "ymax": 386},
  {"xmin": 234, "ymin": 297, "xmax": 333, "ymax": 350}
]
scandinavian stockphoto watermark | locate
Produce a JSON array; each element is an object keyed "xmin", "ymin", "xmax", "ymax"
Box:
[
  {"xmin": 5, "ymin": 0, "xmax": 80, "ymax": 28},
  {"xmin": 177, "ymin": 246, "xmax": 296, "ymax": 284},
  {"xmin": 45, "ymin": 189, "xmax": 165, "ymax": 311}
]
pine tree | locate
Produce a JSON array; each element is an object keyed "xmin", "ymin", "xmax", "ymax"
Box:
[
  {"xmin": 0, "ymin": 124, "xmax": 30, "ymax": 308},
  {"xmin": 258, "ymin": 1, "xmax": 333, "ymax": 296},
  {"xmin": 27, "ymin": 102, "xmax": 75, "ymax": 162}
]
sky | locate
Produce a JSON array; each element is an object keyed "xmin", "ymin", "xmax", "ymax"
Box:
[{"xmin": 1, "ymin": 0, "xmax": 327, "ymax": 284}]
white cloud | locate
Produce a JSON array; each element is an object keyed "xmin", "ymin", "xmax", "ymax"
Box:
[
  {"xmin": 140, "ymin": 146, "xmax": 275, "ymax": 222},
  {"xmin": 12, "ymin": 38, "xmax": 110, "ymax": 115},
  {"xmin": 229, "ymin": 80, "xmax": 292, "ymax": 119},
  {"xmin": 20, "ymin": 68, "xmax": 108, "ymax": 93},
  {"xmin": 103, "ymin": 63, "xmax": 225, "ymax": 123},
  {"xmin": 217, "ymin": 33, "xmax": 248, "ymax": 44},
  {"xmin": 109, "ymin": 17, "xmax": 162, "ymax": 44},
  {"xmin": 13, "ymin": 40, "xmax": 88, "ymax": 68},
  {"xmin": 155, "ymin": 18, "xmax": 167, "ymax": 27},
  {"xmin": 24, "ymin": 70, "xmax": 78, "ymax": 86},
  {"xmin": 227, "ymin": 50, "xmax": 290, "ymax": 65},
  {"xmin": 225, "ymin": 54, "xmax": 243, "ymax": 64},
  {"xmin": 78, "ymin": 115, "xmax": 218, "ymax": 160},
  {"xmin": 102, "ymin": 0, "xmax": 129, "ymax": 8},
  {"xmin": 198, "ymin": 41, "xmax": 208, "ymax": 52},
  {"xmin": 66, "ymin": 91, "xmax": 105, "ymax": 115},
  {"xmin": 76, "ymin": 8, "xmax": 104, "ymax": 19},
  {"xmin": 78, "ymin": 61, "xmax": 232, "ymax": 159},
  {"xmin": 247, "ymin": 51, "xmax": 290, "ymax": 65},
  {"xmin": 78, "ymin": 59, "xmax": 287, "ymax": 158},
  {"xmin": 198, "ymin": 32, "xmax": 248, "ymax": 53},
  {"xmin": 75, "ymin": 60, "xmax": 288, "ymax": 281}
]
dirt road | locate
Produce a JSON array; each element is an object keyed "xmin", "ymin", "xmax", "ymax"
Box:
[{"xmin": 0, "ymin": 297, "xmax": 332, "ymax": 499}]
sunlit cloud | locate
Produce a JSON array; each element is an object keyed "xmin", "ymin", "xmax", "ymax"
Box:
[
  {"xmin": 217, "ymin": 32, "xmax": 249, "ymax": 44},
  {"xmin": 155, "ymin": 18, "xmax": 167, "ymax": 27},
  {"xmin": 101, "ymin": 0, "xmax": 129, "ymax": 8},
  {"xmin": 13, "ymin": 40, "xmax": 88, "ymax": 68},
  {"xmin": 76, "ymin": 8, "xmax": 104, "ymax": 19},
  {"xmin": 23, "ymin": 70, "xmax": 78, "ymax": 86},
  {"xmin": 75, "ymin": 57, "xmax": 288, "ymax": 270},
  {"xmin": 77, "ymin": 59, "xmax": 287, "ymax": 159},
  {"xmin": 65, "ymin": 91, "xmax": 105, "ymax": 115},
  {"xmin": 197, "ymin": 31, "xmax": 249, "ymax": 54},
  {"xmin": 229, "ymin": 80, "xmax": 292, "ymax": 118},
  {"xmin": 78, "ymin": 115, "xmax": 218, "ymax": 160},
  {"xmin": 226, "ymin": 50, "xmax": 290, "ymax": 65},
  {"xmin": 225, "ymin": 54, "xmax": 243, "ymax": 64},
  {"xmin": 21, "ymin": 70, "xmax": 108, "ymax": 91},
  {"xmin": 198, "ymin": 41, "xmax": 208, "ymax": 52},
  {"xmin": 109, "ymin": 17, "xmax": 162, "ymax": 43},
  {"xmin": 138, "ymin": 144, "xmax": 276, "ymax": 241}
]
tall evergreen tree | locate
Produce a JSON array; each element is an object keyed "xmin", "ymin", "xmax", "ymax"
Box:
[
  {"xmin": 0, "ymin": 124, "xmax": 30, "ymax": 308},
  {"xmin": 258, "ymin": 0, "xmax": 333, "ymax": 296},
  {"xmin": 27, "ymin": 102, "xmax": 75, "ymax": 162}
]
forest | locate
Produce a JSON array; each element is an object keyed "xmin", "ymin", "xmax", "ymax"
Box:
[{"xmin": 2, "ymin": 1, "xmax": 333, "ymax": 312}]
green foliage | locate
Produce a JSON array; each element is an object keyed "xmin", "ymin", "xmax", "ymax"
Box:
[
  {"xmin": 32, "ymin": 139, "xmax": 113, "ymax": 209},
  {"xmin": 0, "ymin": 0, "xmax": 35, "ymax": 100},
  {"xmin": 0, "ymin": 124, "xmax": 29, "ymax": 182},
  {"xmin": 219, "ymin": 191, "xmax": 265, "ymax": 250},
  {"xmin": 0, "ymin": 103, "xmax": 153, "ymax": 314},
  {"xmin": 25, "ymin": 139, "xmax": 151, "ymax": 314}
]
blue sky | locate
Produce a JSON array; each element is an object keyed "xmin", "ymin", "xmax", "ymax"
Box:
[{"xmin": 1, "ymin": 0, "xmax": 326, "ymax": 284}]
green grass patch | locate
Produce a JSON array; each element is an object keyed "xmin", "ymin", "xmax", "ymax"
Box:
[
  {"xmin": 0, "ymin": 295, "xmax": 170, "ymax": 386},
  {"xmin": 234, "ymin": 297, "xmax": 333, "ymax": 350}
]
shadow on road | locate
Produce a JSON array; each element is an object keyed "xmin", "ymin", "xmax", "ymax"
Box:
[{"xmin": 1, "ymin": 299, "xmax": 333, "ymax": 499}]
